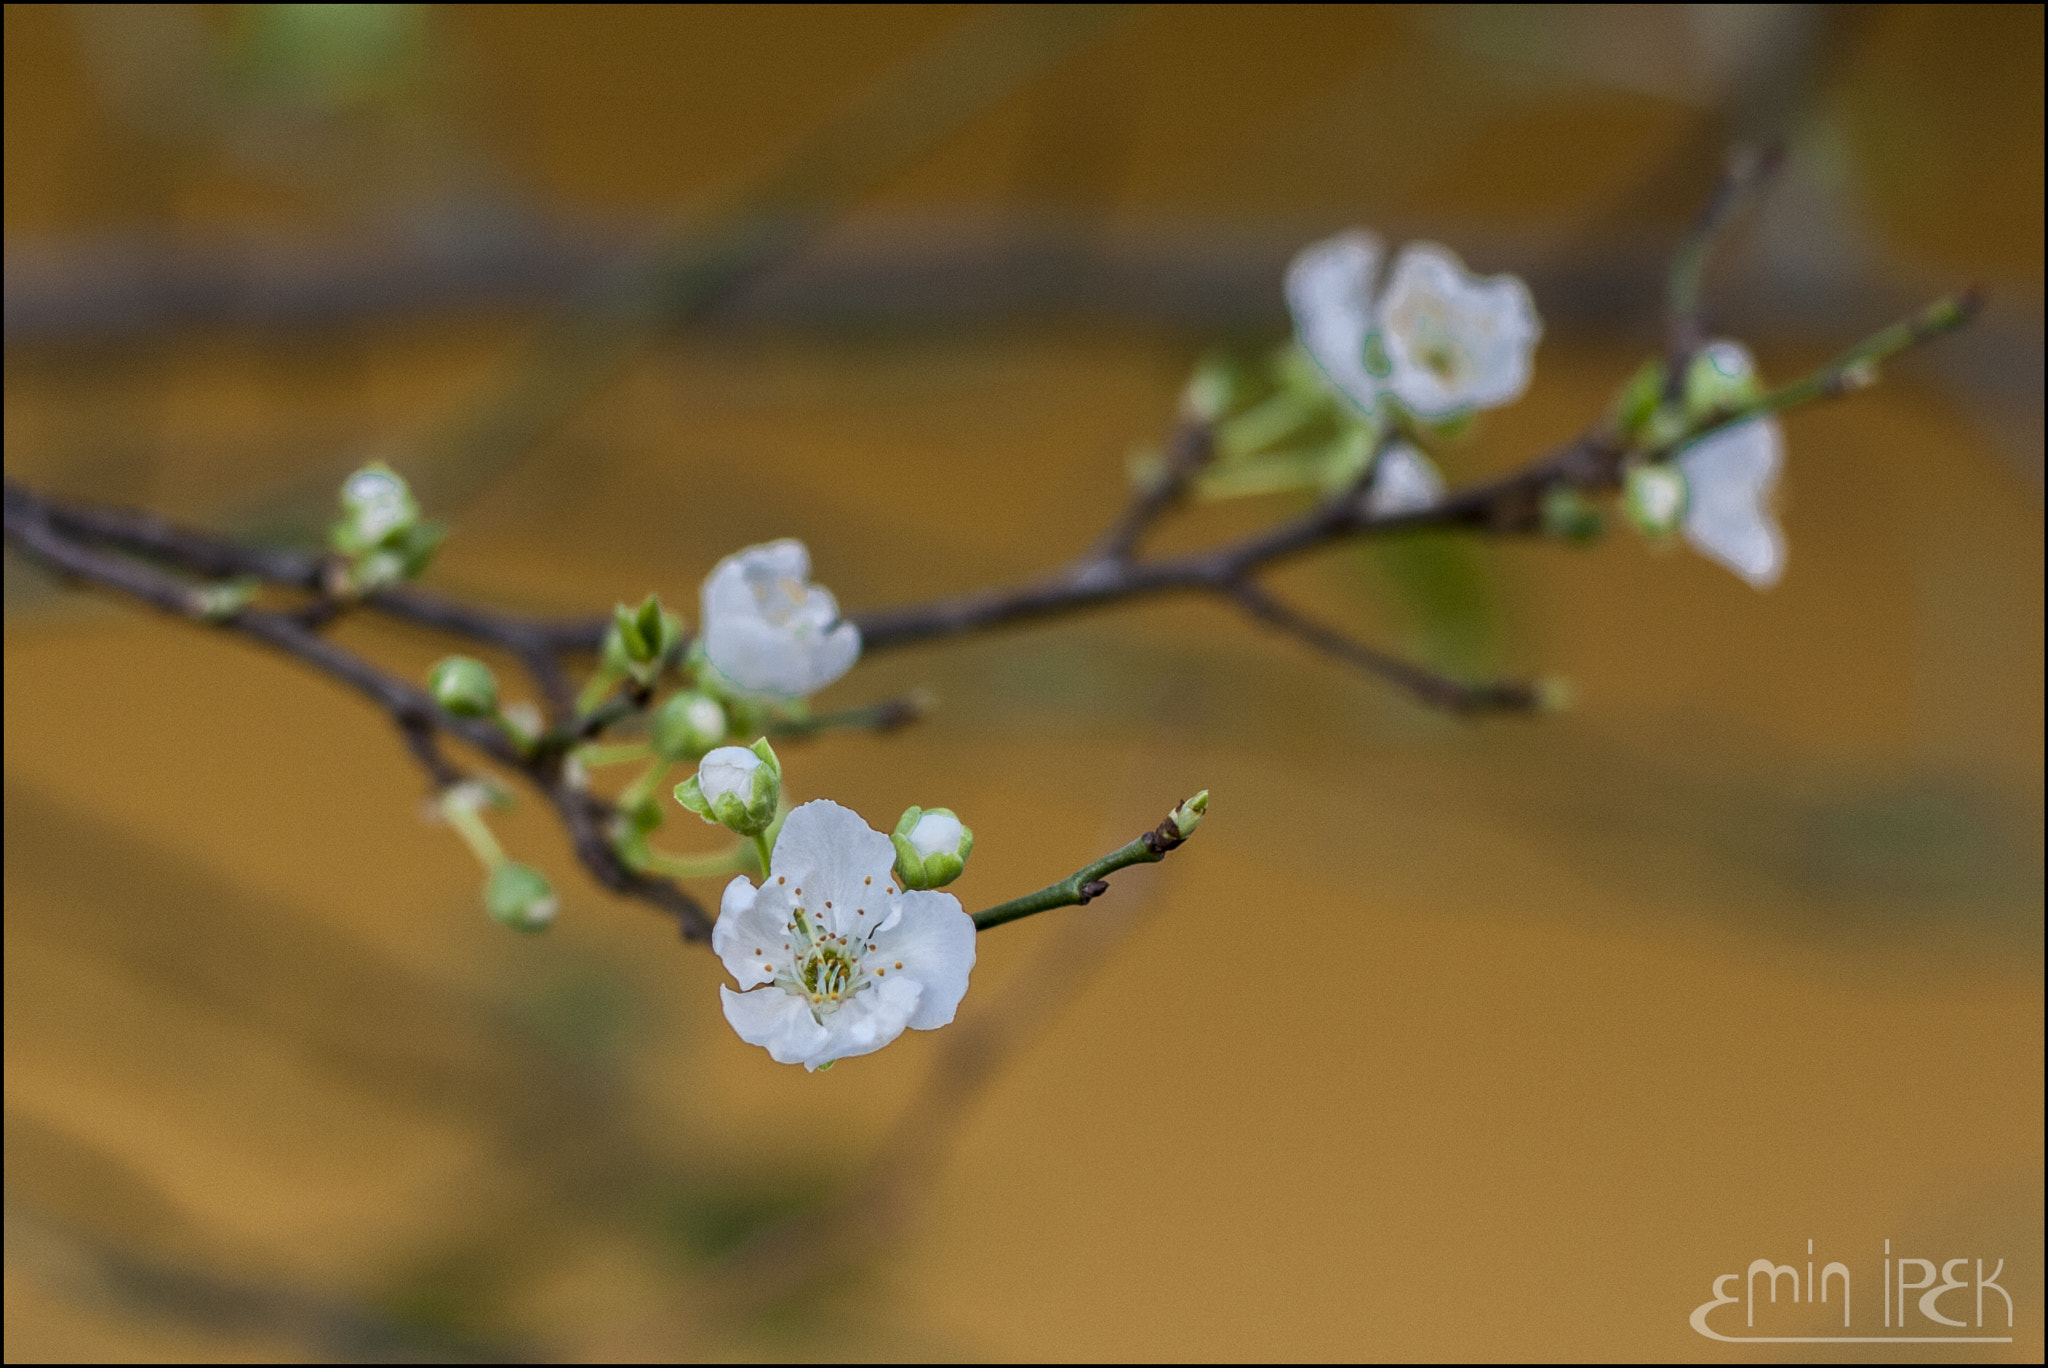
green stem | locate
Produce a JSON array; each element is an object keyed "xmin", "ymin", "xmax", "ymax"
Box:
[
  {"xmin": 1653, "ymin": 291, "xmax": 1982, "ymax": 458},
  {"xmin": 575, "ymin": 742, "xmax": 652, "ymax": 768},
  {"xmin": 765, "ymin": 693, "xmax": 928, "ymax": 740},
  {"xmin": 622, "ymin": 840, "xmax": 758, "ymax": 881},
  {"xmin": 619, "ymin": 757, "xmax": 672, "ymax": 812},
  {"xmin": 444, "ymin": 801, "xmax": 505, "ymax": 872},
  {"xmin": 972, "ymin": 793, "xmax": 1208, "ymax": 932},
  {"xmin": 751, "ymin": 832, "xmax": 776, "ymax": 876}
]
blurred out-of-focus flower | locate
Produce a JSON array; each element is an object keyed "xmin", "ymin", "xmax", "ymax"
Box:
[
  {"xmin": 1286, "ymin": 233, "xmax": 1541, "ymax": 421},
  {"xmin": 1363, "ymin": 442, "xmax": 1447, "ymax": 518},
  {"xmin": 700, "ymin": 539, "xmax": 861, "ymax": 698},
  {"xmin": 715, "ymin": 800, "xmax": 975, "ymax": 1070},
  {"xmin": 1678, "ymin": 417, "xmax": 1786, "ymax": 589}
]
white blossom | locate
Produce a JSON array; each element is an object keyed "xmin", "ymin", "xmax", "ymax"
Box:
[
  {"xmin": 700, "ymin": 539, "xmax": 861, "ymax": 698},
  {"xmin": 1363, "ymin": 442, "xmax": 1446, "ymax": 518},
  {"xmin": 1284, "ymin": 230, "xmax": 1384, "ymax": 414},
  {"xmin": 1284, "ymin": 232, "xmax": 1541, "ymax": 421},
  {"xmin": 714, "ymin": 800, "xmax": 976, "ymax": 1071},
  {"xmin": 1376, "ymin": 242, "xmax": 1541, "ymax": 418},
  {"xmin": 1677, "ymin": 417, "xmax": 1786, "ymax": 589}
]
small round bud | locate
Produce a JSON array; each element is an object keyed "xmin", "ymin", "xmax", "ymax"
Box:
[
  {"xmin": 891, "ymin": 806, "xmax": 974, "ymax": 889},
  {"xmin": 1170, "ymin": 790, "xmax": 1209, "ymax": 839},
  {"xmin": 1682, "ymin": 341, "xmax": 1761, "ymax": 422},
  {"xmin": 650, "ymin": 690, "xmax": 728, "ymax": 761},
  {"xmin": 673, "ymin": 738, "xmax": 781, "ymax": 836},
  {"xmin": 1622, "ymin": 463, "xmax": 1688, "ymax": 538},
  {"xmin": 1534, "ymin": 677, "xmax": 1575, "ymax": 713},
  {"xmin": 485, "ymin": 862, "xmax": 556, "ymax": 931},
  {"xmin": 429, "ymin": 656, "xmax": 499, "ymax": 718},
  {"xmin": 1541, "ymin": 485, "xmax": 1604, "ymax": 544},
  {"xmin": 331, "ymin": 462, "xmax": 420, "ymax": 557}
]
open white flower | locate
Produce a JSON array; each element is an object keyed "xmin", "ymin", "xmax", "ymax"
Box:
[
  {"xmin": 1363, "ymin": 441, "xmax": 1446, "ymax": 518},
  {"xmin": 714, "ymin": 800, "xmax": 976, "ymax": 1071},
  {"xmin": 1677, "ymin": 416, "xmax": 1786, "ymax": 589},
  {"xmin": 700, "ymin": 539, "xmax": 861, "ymax": 698},
  {"xmin": 1284, "ymin": 230, "xmax": 1384, "ymax": 414},
  {"xmin": 1376, "ymin": 243, "xmax": 1541, "ymax": 419},
  {"xmin": 1286, "ymin": 233, "xmax": 1540, "ymax": 422}
]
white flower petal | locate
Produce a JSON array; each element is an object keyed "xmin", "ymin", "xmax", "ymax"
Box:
[
  {"xmin": 720, "ymin": 986, "xmax": 831, "ymax": 1065},
  {"xmin": 697, "ymin": 746, "xmax": 762, "ymax": 805},
  {"xmin": 870, "ymin": 891, "xmax": 976, "ymax": 1031},
  {"xmin": 712, "ymin": 876, "xmax": 782, "ymax": 988},
  {"xmin": 804, "ymin": 974, "xmax": 922, "ymax": 1070},
  {"xmin": 700, "ymin": 540, "xmax": 862, "ymax": 698},
  {"xmin": 907, "ymin": 811, "xmax": 964, "ymax": 860},
  {"xmin": 1364, "ymin": 442, "xmax": 1446, "ymax": 518},
  {"xmin": 769, "ymin": 800, "xmax": 897, "ymax": 938},
  {"xmin": 1285, "ymin": 230, "xmax": 1384, "ymax": 414},
  {"xmin": 1377, "ymin": 242, "xmax": 1540, "ymax": 418},
  {"xmin": 1678, "ymin": 417, "xmax": 1786, "ymax": 589}
]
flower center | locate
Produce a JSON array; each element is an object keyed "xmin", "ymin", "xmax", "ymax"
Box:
[
  {"xmin": 1389, "ymin": 296, "xmax": 1471, "ymax": 387},
  {"xmin": 783, "ymin": 905, "xmax": 872, "ymax": 1018},
  {"xmin": 742, "ymin": 566, "xmax": 811, "ymax": 629}
]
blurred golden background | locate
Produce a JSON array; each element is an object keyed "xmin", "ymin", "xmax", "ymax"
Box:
[{"xmin": 5, "ymin": 4, "xmax": 2042, "ymax": 1360}]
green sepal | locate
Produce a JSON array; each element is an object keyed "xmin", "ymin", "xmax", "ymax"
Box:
[
  {"xmin": 1682, "ymin": 345, "xmax": 1762, "ymax": 422},
  {"xmin": 890, "ymin": 805, "xmax": 973, "ymax": 890},
  {"xmin": 1610, "ymin": 358, "xmax": 1666, "ymax": 441},
  {"xmin": 673, "ymin": 775, "xmax": 712, "ymax": 822}
]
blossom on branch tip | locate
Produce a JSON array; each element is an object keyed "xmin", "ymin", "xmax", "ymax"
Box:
[
  {"xmin": 1676, "ymin": 417, "xmax": 1786, "ymax": 589},
  {"xmin": 1285, "ymin": 233, "xmax": 1541, "ymax": 421},
  {"xmin": 700, "ymin": 540, "xmax": 861, "ymax": 699},
  {"xmin": 715, "ymin": 800, "xmax": 976, "ymax": 1070},
  {"xmin": 1377, "ymin": 243, "xmax": 1541, "ymax": 419}
]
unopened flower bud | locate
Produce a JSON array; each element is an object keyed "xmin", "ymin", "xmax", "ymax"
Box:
[
  {"xmin": 611, "ymin": 594, "xmax": 682, "ymax": 680},
  {"xmin": 1541, "ymin": 485, "xmax": 1604, "ymax": 544},
  {"xmin": 331, "ymin": 462, "xmax": 419, "ymax": 556},
  {"xmin": 891, "ymin": 806, "xmax": 973, "ymax": 889},
  {"xmin": 1169, "ymin": 790, "xmax": 1209, "ymax": 839},
  {"xmin": 429, "ymin": 655, "xmax": 499, "ymax": 718},
  {"xmin": 1622, "ymin": 463, "xmax": 1688, "ymax": 538},
  {"xmin": 650, "ymin": 690, "xmax": 727, "ymax": 761},
  {"xmin": 674, "ymin": 738, "xmax": 781, "ymax": 836},
  {"xmin": 485, "ymin": 862, "xmax": 557, "ymax": 931},
  {"xmin": 1682, "ymin": 341, "xmax": 1762, "ymax": 422}
]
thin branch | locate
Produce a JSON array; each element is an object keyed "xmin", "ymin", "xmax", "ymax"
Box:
[
  {"xmin": 1086, "ymin": 416, "xmax": 1214, "ymax": 564},
  {"xmin": 1666, "ymin": 144, "xmax": 1783, "ymax": 391},
  {"xmin": 1224, "ymin": 580, "xmax": 1538, "ymax": 715},
  {"xmin": 971, "ymin": 795, "xmax": 1204, "ymax": 932}
]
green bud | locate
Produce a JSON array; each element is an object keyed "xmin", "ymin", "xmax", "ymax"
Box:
[
  {"xmin": 673, "ymin": 737, "xmax": 781, "ymax": 837},
  {"xmin": 1681, "ymin": 341, "xmax": 1761, "ymax": 422},
  {"xmin": 330, "ymin": 462, "xmax": 420, "ymax": 557},
  {"xmin": 650, "ymin": 690, "xmax": 728, "ymax": 761},
  {"xmin": 1541, "ymin": 485, "xmax": 1604, "ymax": 544},
  {"xmin": 485, "ymin": 862, "xmax": 556, "ymax": 931},
  {"xmin": 1610, "ymin": 358, "xmax": 1666, "ymax": 440},
  {"xmin": 428, "ymin": 655, "xmax": 499, "ymax": 717},
  {"xmin": 890, "ymin": 806, "xmax": 974, "ymax": 890},
  {"xmin": 610, "ymin": 594, "xmax": 682, "ymax": 677},
  {"xmin": 1169, "ymin": 790, "xmax": 1209, "ymax": 839},
  {"xmin": 1182, "ymin": 351, "xmax": 1243, "ymax": 423},
  {"xmin": 1622, "ymin": 462, "xmax": 1688, "ymax": 538}
]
